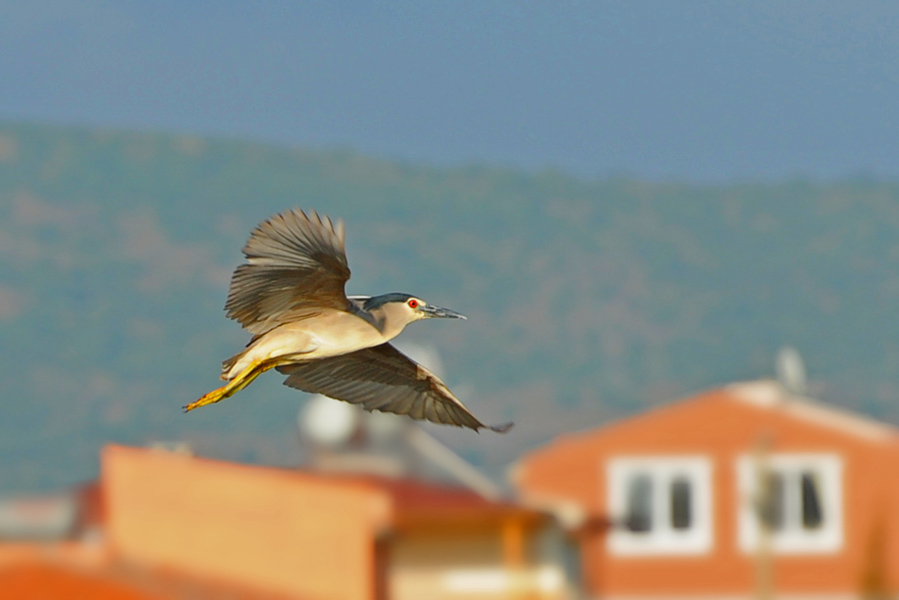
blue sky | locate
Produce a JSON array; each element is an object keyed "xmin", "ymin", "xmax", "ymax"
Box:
[{"xmin": 1, "ymin": 0, "xmax": 898, "ymax": 181}]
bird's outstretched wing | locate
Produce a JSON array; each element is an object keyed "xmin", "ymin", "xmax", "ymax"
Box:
[
  {"xmin": 226, "ymin": 209, "xmax": 351, "ymax": 335},
  {"xmin": 277, "ymin": 343, "xmax": 513, "ymax": 433}
]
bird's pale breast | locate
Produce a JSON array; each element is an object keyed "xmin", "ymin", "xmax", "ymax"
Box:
[{"xmin": 233, "ymin": 309, "xmax": 386, "ymax": 373}]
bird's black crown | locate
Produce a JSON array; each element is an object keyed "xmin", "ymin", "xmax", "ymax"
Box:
[{"xmin": 363, "ymin": 293, "xmax": 416, "ymax": 311}]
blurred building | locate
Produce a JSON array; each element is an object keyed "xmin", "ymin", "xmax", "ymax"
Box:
[
  {"xmin": 513, "ymin": 380, "xmax": 899, "ymax": 599},
  {"xmin": 8, "ymin": 378, "xmax": 899, "ymax": 599},
  {"xmin": 0, "ymin": 442, "xmax": 572, "ymax": 599}
]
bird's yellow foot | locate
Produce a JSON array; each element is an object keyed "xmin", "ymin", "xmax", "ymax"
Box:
[
  {"xmin": 183, "ymin": 387, "xmax": 229, "ymax": 412},
  {"xmin": 184, "ymin": 359, "xmax": 278, "ymax": 412}
]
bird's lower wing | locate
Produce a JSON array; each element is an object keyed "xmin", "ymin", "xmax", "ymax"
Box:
[{"xmin": 276, "ymin": 343, "xmax": 513, "ymax": 433}]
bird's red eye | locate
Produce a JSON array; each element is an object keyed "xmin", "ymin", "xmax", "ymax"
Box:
[{"xmin": 408, "ymin": 299, "xmax": 418, "ymax": 309}]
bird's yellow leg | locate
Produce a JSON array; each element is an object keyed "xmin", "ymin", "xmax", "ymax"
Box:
[{"xmin": 184, "ymin": 359, "xmax": 276, "ymax": 412}]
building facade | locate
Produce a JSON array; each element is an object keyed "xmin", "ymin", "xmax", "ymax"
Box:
[{"xmin": 513, "ymin": 381, "xmax": 899, "ymax": 599}]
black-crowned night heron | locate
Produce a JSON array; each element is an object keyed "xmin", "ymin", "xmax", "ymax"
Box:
[{"xmin": 185, "ymin": 208, "xmax": 512, "ymax": 433}]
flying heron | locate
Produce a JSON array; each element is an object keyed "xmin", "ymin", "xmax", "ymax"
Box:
[{"xmin": 185, "ymin": 208, "xmax": 512, "ymax": 433}]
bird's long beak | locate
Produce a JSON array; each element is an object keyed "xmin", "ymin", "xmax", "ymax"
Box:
[{"xmin": 421, "ymin": 304, "xmax": 467, "ymax": 320}]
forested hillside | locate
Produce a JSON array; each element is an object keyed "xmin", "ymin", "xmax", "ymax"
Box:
[{"xmin": 3, "ymin": 121, "xmax": 899, "ymax": 490}]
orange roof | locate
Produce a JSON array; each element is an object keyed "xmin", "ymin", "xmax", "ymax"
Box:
[
  {"xmin": 518, "ymin": 381, "xmax": 899, "ymax": 468},
  {"xmin": 0, "ymin": 563, "xmax": 162, "ymax": 600},
  {"xmin": 316, "ymin": 472, "xmax": 544, "ymax": 527},
  {"xmin": 724, "ymin": 380, "xmax": 899, "ymax": 442}
]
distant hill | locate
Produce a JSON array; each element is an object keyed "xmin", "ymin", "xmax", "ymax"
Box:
[{"xmin": 3, "ymin": 121, "xmax": 899, "ymax": 491}]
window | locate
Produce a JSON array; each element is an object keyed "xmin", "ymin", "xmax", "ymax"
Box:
[
  {"xmin": 736, "ymin": 453, "xmax": 842, "ymax": 554},
  {"xmin": 607, "ymin": 456, "xmax": 713, "ymax": 556},
  {"xmin": 670, "ymin": 477, "xmax": 692, "ymax": 529},
  {"xmin": 624, "ymin": 474, "xmax": 653, "ymax": 532},
  {"xmin": 801, "ymin": 472, "xmax": 823, "ymax": 529}
]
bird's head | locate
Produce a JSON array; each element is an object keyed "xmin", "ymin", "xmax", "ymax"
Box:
[{"xmin": 364, "ymin": 293, "xmax": 466, "ymax": 334}]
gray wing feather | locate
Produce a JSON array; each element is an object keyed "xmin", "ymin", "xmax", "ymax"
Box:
[
  {"xmin": 276, "ymin": 343, "xmax": 513, "ymax": 433},
  {"xmin": 225, "ymin": 209, "xmax": 351, "ymax": 335}
]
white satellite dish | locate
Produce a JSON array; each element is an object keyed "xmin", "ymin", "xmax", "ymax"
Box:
[
  {"xmin": 366, "ymin": 409, "xmax": 408, "ymax": 444},
  {"xmin": 299, "ymin": 394, "xmax": 360, "ymax": 447},
  {"xmin": 392, "ymin": 340, "xmax": 446, "ymax": 379},
  {"xmin": 776, "ymin": 346, "xmax": 807, "ymax": 395}
]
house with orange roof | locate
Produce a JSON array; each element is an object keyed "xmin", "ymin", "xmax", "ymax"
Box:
[{"xmin": 512, "ymin": 380, "xmax": 899, "ymax": 599}]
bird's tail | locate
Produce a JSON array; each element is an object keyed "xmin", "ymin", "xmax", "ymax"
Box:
[
  {"xmin": 184, "ymin": 359, "xmax": 275, "ymax": 412},
  {"xmin": 221, "ymin": 350, "xmax": 246, "ymax": 380}
]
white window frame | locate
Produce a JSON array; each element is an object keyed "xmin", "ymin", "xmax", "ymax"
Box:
[
  {"xmin": 606, "ymin": 456, "xmax": 713, "ymax": 556},
  {"xmin": 735, "ymin": 452, "xmax": 843, "ymax": 555}
]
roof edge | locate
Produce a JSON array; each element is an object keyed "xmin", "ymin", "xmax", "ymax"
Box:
[{"xmin": 726, "ymin": 380, "xmax": 898, "ymax": 444}]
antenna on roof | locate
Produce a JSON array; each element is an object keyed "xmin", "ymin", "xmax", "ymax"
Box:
[{"xmin": 776, "ymin": 346, "xmax": 807, "ymax": 395}]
